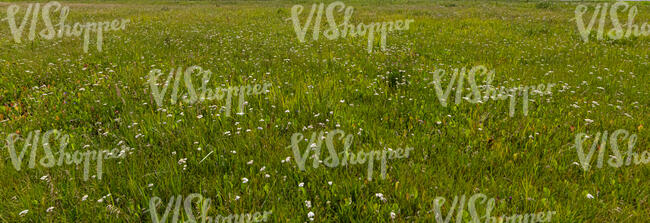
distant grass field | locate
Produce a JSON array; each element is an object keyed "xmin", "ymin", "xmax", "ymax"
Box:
[{"xmin": 0, "ymin": 0, "xmax": 649, "ymax": 222}]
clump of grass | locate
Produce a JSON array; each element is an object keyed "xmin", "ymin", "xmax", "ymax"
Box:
[
  {"xmin": 443, "ymin": 3, "xmax": 457, "ymax": 7},
  {"xmin": 536, "ymin": 1, "xmax": 552, "ymax": 9}
]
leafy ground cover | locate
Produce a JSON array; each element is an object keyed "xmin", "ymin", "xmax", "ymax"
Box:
[{"xmin": 0, "ymin": 0, "xmax": 648, "ymax": 222}]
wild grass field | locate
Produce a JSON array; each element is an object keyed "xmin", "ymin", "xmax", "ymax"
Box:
[{"xmin": 0, "ymin": 0, "xmax": 649, "ymax": 222}]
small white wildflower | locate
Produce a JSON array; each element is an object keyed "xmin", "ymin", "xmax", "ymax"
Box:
[
  {"xmin": 242, "ymin": 178, "xmax": 249, "ymax": 184},
  {"xmin": 46, "ymin": 207, "xmax": 54, "ymax": 213},
  {"xmin": 375, "ymin": 193, "xmax": 387, "ymax": 202},
  {"xmin": 19, "ymin": 210, "xmax": 28, "ymax": 216},
  {"xmin": 298, "ymin": 182, "xmax": 304, "ymax": 187}
]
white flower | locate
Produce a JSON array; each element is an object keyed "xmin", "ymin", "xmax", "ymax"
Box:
[
  {"xmin": 235, "ymin": 195, "xmax": 241, "ymax": 201},
  {"xmin": 147, "ymin": 183, "xmax": 154, "ymax": 188},
  {"xmin": 265, "ymin": 174, "xmax": 270, "ymax": 178},
  {"xmin": 247, "ymin": 160, "xmax": 254, "ymax": 165},
  {"xmin": 242, "ymin": 178, "xmax": 249, "ymax": 184},
  {"xmin": 46, "ymin": 207, "xmax": 54, "ymax": 213},
  {"xmin": 260, "ymin": 166, "xmax": 266, "ymax": 171},
  {"xmin": 298, "ymin": 182, "xmax": 304, "ymax": 187},
  {"xmin": 305, "ymin": 200, "xmax": 312, "ymax": 208},
  {"xmin": 307, "ymin": 211, "xmax": 315, "ymax": 221},
  {"xmin": 19, "ymin": 209, "xmax": 28, "ymax": 216},
  {"xmin": 107, "ymin": 204, "xmax": 121, "ymax": 215},
  {"xmin": 82, "ymin": 195, "xmax": 89, "ymax": 201},
  {"xmin": 390, "ymin": 211, "xmax": 396, "ymax": 219},
  {"xmin": 328, "ymin": 181, "xmax": 332, "ymax": 186},
  {"xmin": 587, "ymin": 193, "xmax": 594, "ymax": 199},
  {"xmin": 584, "ymin": 119, "xmax": 594, "ymax": 123},
  {"xmin": 375, "ymin": 193, "xmax": 387, "ymax": 202}
]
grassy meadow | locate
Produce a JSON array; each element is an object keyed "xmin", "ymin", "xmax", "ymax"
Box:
[{"xmin": 0, "ymin": 0, "xmax": 649, "ymax": 222}]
